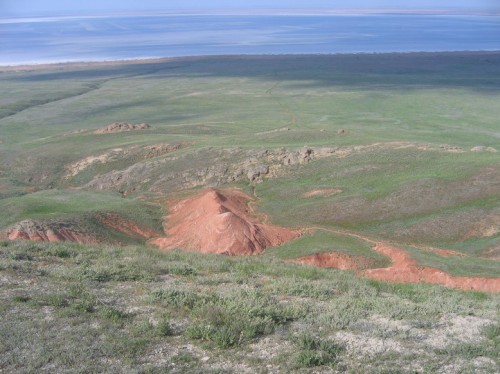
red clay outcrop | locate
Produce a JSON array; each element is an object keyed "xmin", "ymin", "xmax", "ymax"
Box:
[
  {"xmin": 291, "ymin": 252, "xmax": 375, "ymax": 270},
  {"xmin": 363, "ymin": 243, "xmax": 500, "ymax": 292},
  {"xmin": 150, "ymin": 189, "xmax": 300, "ymax": 255}
]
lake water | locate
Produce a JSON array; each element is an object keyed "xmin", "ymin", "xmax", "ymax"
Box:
[{"xmin": 1, "ymin": 14, "xmax": 499, "ymax": 65}]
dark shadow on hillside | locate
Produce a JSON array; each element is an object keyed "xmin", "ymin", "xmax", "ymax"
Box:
[{"xmin": 4, "ymin": 51, "xmax": 500, "ymax": 93}]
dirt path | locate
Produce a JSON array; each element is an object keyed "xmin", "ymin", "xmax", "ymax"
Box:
[{"xmin": 266, "ymin": 80, "xmax": 298, "ymax": 127}]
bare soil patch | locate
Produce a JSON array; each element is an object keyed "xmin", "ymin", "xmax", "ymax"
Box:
[{"xmin": 150, "ymin": 188, "xmax": 300, "ymax": 255}]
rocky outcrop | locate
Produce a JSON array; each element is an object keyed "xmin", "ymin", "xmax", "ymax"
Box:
[
  {"xmin": 83, "ymin": 146, "xmax": 342, "ymax": 195},
  {"xmin": 0, "ymin": 219, "xmax": 99, "ymax": 243},
  {"xmin": 64, "ymin": 143, "xmax": 183, "ymax": 179},
  {"xmin": 94, "ymin": 122, "xmax": 150, "ymax": 134},
  {"xmin": 1, "ymin": 214, "xmax": 160, "ymax": 245},
  {"xmin": 471, "ymin": 146, "xmax": 497, "ymax": 153}
]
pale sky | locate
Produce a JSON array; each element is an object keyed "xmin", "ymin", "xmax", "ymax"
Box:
[{"xmin": 2, "ymin": 0, "xmax": 499, "ymax": 17}]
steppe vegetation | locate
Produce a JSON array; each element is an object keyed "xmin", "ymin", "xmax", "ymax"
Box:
[{"xmin": 0, "ymin": 52, "xmax": 499, "ymax": 372}]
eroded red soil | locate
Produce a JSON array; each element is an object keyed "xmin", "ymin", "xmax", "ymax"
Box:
[
  {"xmin": 150, "ymin": 188, "xmax": 301, "ymax": 255},
  {"xmin": 291, "ymin": 252, "xmax": 375, "ymax": 270},
  {"xmin": 363, "ymin": 243, "xmax": 500, "ymax": 292}
]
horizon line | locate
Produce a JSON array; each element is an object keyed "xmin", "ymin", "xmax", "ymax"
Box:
[{"xmin": 2, "ymin": 8, "xmax": 500, "ymax": 20}]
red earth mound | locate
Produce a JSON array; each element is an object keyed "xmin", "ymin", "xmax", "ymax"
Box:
[
  {"xmin": 1, "ymin": 220, "xmax": 99, "ymax": 244},
  {"xmin": 150, "ymin": 189, "xmax": 301, "ymax": 255},
  {"xmin": 363, "ymin": 243, "xmax": 500, "ymax": 292},
  {"xmin": 291, "ymin": 252, "xmax": 375, "ymax": 270}
]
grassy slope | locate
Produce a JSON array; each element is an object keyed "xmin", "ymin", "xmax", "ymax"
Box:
[
  {"xmin": 0, "ymin": 190, "xmax": 158, "ymax": 226},
  {"xmin": 0, "ymin": 53, "xmax": 498, "ymax": 255}
]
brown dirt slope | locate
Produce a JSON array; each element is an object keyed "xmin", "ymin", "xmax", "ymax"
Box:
[{"xmin": 150, "ymin": 189, "xmax": 301, "ymax": 255}]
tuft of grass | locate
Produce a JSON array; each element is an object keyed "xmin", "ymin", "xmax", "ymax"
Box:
[
  {"xmin": 294, "ymin": 334, "xmax": 344, "ymax": 368},
  {"xmin": 100, "ymin": 306, "xmax": 128, "ymax": 322},
  {"xmin": 155, "ymin": 318, "xmax": 174, "ymax": 337},
  {"xmin": 12, "ymin": 295, "xmax": 30, "ymax": 303}
]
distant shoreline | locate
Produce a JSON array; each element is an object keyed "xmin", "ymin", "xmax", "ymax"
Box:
[
  {"xmin": 1, "ymin": 50, "xmax": 500, "ymax": 72},
  {"xmin": 2, "ymin": 9, "xmax": 500, "ymax": 20}
]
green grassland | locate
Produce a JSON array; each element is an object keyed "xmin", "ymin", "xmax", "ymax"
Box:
[
  {"xmin": 0, "ymin": 52, "xmax": 499, "ymax": 372},
  {"xmin": 1, "ymin": 240, "xmax": 499, "ymax": 373}
]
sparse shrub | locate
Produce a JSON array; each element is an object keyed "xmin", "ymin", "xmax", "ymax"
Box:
[
  {"xmin": 42, "ymin": 293, "xmax": 68, "ymax": 307},
  {"xmin": 169, "ymin": 265, "xmax": 198, "ymax": 276},
  {"xmin": 151, "ymin": 289, "xmax": 200, "ymax": 309},
  {"xmin": 294, "ymin": 334, "xmax": 343, "ymax": 368},
  {"xmin": 296, "ymin": 350, "xmax": 325, "ymax": 367},
  {"xmin": 171, "ymin": 352, "xmax": 198, "ymax": 365},
  {"xmin": 11, "ymin": 251, "xmax": 33, "ymax": 261},
  {"xmin": 240, "ymin": 317, "xmax": 275, "ymax": 338},
  {"xmin": 79, "ymin": 266, "xmax": 112, "ymax": 282},
  {"xmin": 319, "ymin": 339, "xmax": 344, "ymax": 357},
  {"xmin": 298, "ymin": 333, "xmax": 318, "ymax": 350},
  {"xmin": 185, "ymin": 323, "xmax": 213, "ymax": 340},
  {"xmin": 469, "ymin": 291, "xmax": 489, "ymax": 301},
  {"xmin": 484, "ymin": 324, "xmax": 499, "ymax": 340},
  {"xmin": 101, "ymin": 306, "xmax": 127, "ymax": 322},
  {"xmin": 185, "ymin": 323, "xmax": 239, "ymax": 348},
  {"xmin": 212, "ymin": 325, "xmax": 239, "ymax": 348},
  {"xmin": 48, "ymin": 246, "xmax": 74, "ymax": 258},
  {"xmin": 155, "ymin": 319, "xmax": 173, "ymax": 337},
  {"xmin": 12, "ymin": 295, "xmax": 30, "ymax": 303},
  {"xmin": 79, "ymin": 264, "xmax": 152, "ymax": 282},
  {"xmin": 72, "ymin": 299, "xmax": 95, "ymax": 313}
]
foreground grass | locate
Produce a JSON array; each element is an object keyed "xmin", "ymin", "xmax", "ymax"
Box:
[{"xmin": 1, "ymin": 240, "xmax": 498, "ymax": 373}]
